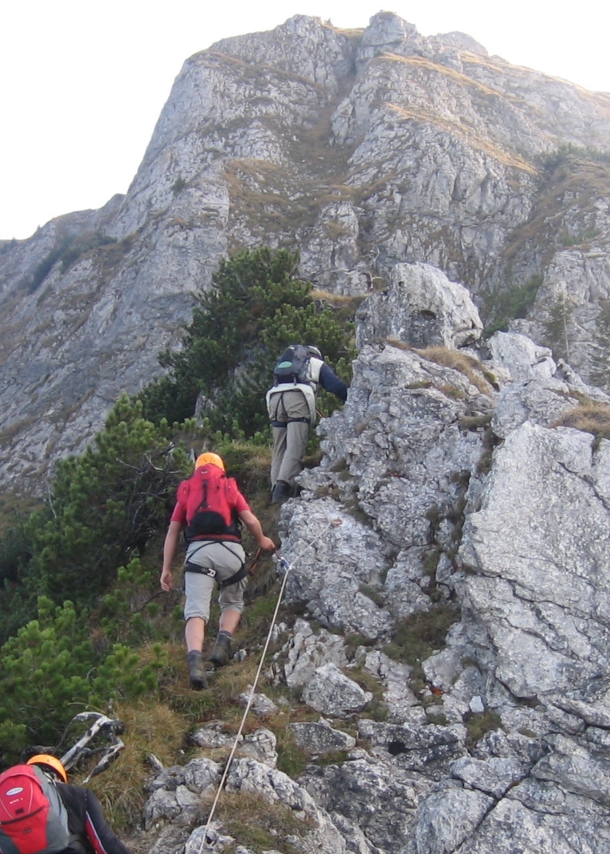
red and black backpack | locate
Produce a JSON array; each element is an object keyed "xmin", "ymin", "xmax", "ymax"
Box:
[
  {"xmin": 177, "ymin": 465, "xmax": 242, "ymax": 542},
  {"xmin": 0, "ymin": 765, "xmax": 70, "ymax": 854}
]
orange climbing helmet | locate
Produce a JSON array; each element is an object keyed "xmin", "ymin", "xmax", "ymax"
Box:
[
  {"xmin": 27, "ymin": 754, "xmax": 68, "ymax": 783},
  {"xmin": 194, "ymin": 452, "xmax": 225, "ymax": 472}
]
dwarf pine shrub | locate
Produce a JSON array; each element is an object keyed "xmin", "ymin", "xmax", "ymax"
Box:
[{"xmin": 139, "ymin": 246, "xmax": 355, "ymax": 436}]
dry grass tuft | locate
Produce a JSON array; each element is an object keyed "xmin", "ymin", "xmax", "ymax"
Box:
[
  {"xmin": 384, "ymin": 604, "xmax": 460, "ymax": 695},
  {"xmin": 385, "ymin": 338, "xmax": 413, "ymax": 351},
  {"xmin": 384, "ymin": 99, "xmax": 536, "ymax": 174},
  {"xmin": 309, "ymin": 289, "xmax": 361, "ymax": 305},
  {"xmin": 82, "ymin": 699, "xmax": 188, "ymax": 831},
  {"xmin": 552, "ymin": 401, "xmax": 610, "ymax": 442},
  {"xmin": 438, "ymin": 384, "xmax": 466, "ymax": 400},
  {"xmin": 211, "ymin": 656, "xmax": 263, "ymax": 712},
  {"xmin": 417, "ymin": 347, "xmax": 494, "ymax": 396},
  {"xmin": 320, "ymin": 22, "xmax": 365, "ymax": 40}
]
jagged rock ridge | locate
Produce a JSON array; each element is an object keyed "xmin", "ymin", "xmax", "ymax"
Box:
[
  {"xmin": 2, "ymin": 11, "xmax": 610, "ymax": 490},
  {"xmin": 137, "ymin": 268, "xmax": 610, "ymax": 854}
]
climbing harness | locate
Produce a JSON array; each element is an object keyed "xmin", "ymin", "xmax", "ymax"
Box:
[
  {"xmin": 184, "ymin": 541, "xmax": 248, "ymax": 588},
  {"xmin": 267, "ymin": 389, "xmax": 313, "ymax": 428},
  {"xmin": 198, "ymin": 516, "xmax": 342, "ymax": 852}
]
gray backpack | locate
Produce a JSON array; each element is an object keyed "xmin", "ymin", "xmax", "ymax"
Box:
[{"xmin": 273, "ymin": 344, "xmax": 311, "ymax": 384}]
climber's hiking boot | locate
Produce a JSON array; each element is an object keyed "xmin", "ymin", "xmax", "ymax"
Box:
[
  {"xmin": 187, "ymin": 650, "xmax": 207, "ymax": 690},
  {"xmin": 209, "ymin": 631, "xmax": 232, "ymax": 668},
  {"xmin": 271, "ymin": 480, "xmax": 291, "ymax": 505}
]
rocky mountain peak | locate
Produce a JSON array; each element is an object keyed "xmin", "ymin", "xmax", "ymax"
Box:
[
  {"xmin": 435, "ymin": 31, "xmax": 488, "ymax": 56},
  {"xmin": 2, "ymin": 14, "xmax": 610, "ymax": 846},
  {"xmin": 1, "ymin": 11, "xmax": 610, "ymax": 498}
]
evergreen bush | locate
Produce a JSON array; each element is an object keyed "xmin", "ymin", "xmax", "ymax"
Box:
[
  {"xmin": 0, "ymin": 596, "xmax": 168, "ymax": 765},
  {"xmin": 591, "ymin": 300, "xmax": 610, "ymax": 390},
  {"xmin": 483, "ymin": 274, "xmax": 543, "ymax": 336},
  {"xmin": 22, "ymin": 396, "xmax": 189, "ymax": 607},
  {"xmin": 543, "ymin": 296, "xmax": 573, "ymax": 362},
  {"xmin": 139, "ymin": 246, "xmax": 355, "ymax": 436}
]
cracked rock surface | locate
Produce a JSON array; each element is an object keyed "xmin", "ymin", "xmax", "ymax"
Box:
[{"xmin": 136, "ymin": 271, "xmax": 610, "ymax": 853}]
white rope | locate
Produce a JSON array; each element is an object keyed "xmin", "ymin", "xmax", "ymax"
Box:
[{"xmin": 199, "ymin": 515, "xmax": 342, "ymax": 852}]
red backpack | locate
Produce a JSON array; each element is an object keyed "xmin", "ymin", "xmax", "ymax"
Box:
[
  {"xmin": 0, "ymin": 765, "xmax": 70, "ymax": 854},
  {"xmin": 177, "ymin": 465, "xmax": 242, "ymax": 542}
]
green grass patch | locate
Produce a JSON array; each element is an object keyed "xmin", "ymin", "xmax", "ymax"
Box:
[
  {"xmin": 344, "ymin": 632, "xmax": 376, "ymax": 651},
  {"xmin": 426, "ymin": 709, "xmax": 448, "ymax": 725},
  {"xmin": 458, "ymin": 413, "xmax": 493, "ymax": 431},
  {"xmin": 313, "ymin": 749, "xmax": 350, "ymax": 766},
  {"xmin": 275, "ymin": 726, "xmax": 311, "ymax": 777},
  {"xmin": 464, "ymin": 709, "xmax": 503, "ymax": 747},
  {"xmin": 517, "ymin": 727, "xmax": 537, "ymax": 738},
  {"xmin": 476, "ymin": 428, "xmax": 502, "ymax": 475},
  {"xmin": 438, "ymin": 384, "xmax": 466, "ymax": 400},
  {"xmin": 422, "ymin": 549, "xmax": 441, "ymax": 576},
  {"xmin": 384, "ymin": 605, "xmax": 460, "ymax": 693},
  {"xmin": 358, "ymin": 583, "xmax": 385, "ymax": 608},
  {"xmin": 483, "ymin": 275, "xmax": 542, "ymax": 336},
  {"xmin": 217, "ymin": 791, "xmax": 310, "ymax": 854}
]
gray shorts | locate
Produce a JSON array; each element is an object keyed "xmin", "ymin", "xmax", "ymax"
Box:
[{"xmin": 183, "ymin": 540, "xmax": 247, "ymax": 623}]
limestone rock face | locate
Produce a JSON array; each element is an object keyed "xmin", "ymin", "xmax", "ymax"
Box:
[
  {"xmin": 142, "ymin": 754, "xmax": 381, "ymax": 854},
  {"xmin": 280, "ymin": 618, "xmax": 349, "ymax": 687},
  {"xmin": 459, "ymin": 420, "xmax": 610, "ymax": 698},
  {"xmin": 128, "ymin": 277, "xmax": 610, "ymax": 853},
  {"xmin": 487, "ymin": 331, "xmax": 556, "ymax": 382},
  {"xmin": 2, "ymin": 12, "xmax": 610, "ymax": 489},
  {"xmin": 265, "ymin": 310, "xmax": 610, "ymax": 853},
  {"xmin": 355, "ymin": 262, "xmax": 483, "ymax": 349}
]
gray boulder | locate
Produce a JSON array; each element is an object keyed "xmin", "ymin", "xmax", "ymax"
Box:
[
  {"xmin": 411, "ymin": 782, "xmax": 494, "ymax": 854},
  {"xmin": 301, "ymin": 752, "xmax": 442, "ymax": 852},
  {"xmin": 487, "ymin": 331, "xmax": 556, "ymax": 382},
  {"xmin": 302, "ymin": 663, "xmax": 373, "ymax": 716},
  {"xmin": 237, "ymin": 689, "xmax": 279, "ymax": 718},
  {"xmin": 238, "ymin": 728, "xmax": 278, "ymax": 767},
  {"xmin": 225, "ymin": 757, "xmax": 359, "ymax": 853},
  {"xmin": 358, "ymin": 720, "xmax": 466, "ymax": 773},
  {"xmin": 289, "ymin": 721, "xmax": 356, "ymax": 755},
  {"xmin": 280, "ymin": 618, "xmax": 349, "ymax": 688},
  {"xmin": 356, "ymin": 262, "xmax": 483, "ymax": 350}
]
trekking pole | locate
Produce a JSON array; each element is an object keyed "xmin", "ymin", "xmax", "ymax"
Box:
[{"xmin": 199, "ymin": 516, "xmax": 342, "ymax": 851}]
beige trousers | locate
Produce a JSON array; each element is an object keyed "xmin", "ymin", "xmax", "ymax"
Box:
[{"xmin": 268, "ymin": 388, "xmax": 311, "ymax": 486}]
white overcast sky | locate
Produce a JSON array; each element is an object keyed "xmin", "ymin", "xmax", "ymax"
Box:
[{"xmin": 2, "ymin": 0, "xmax": 609, "ymax": 240}]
